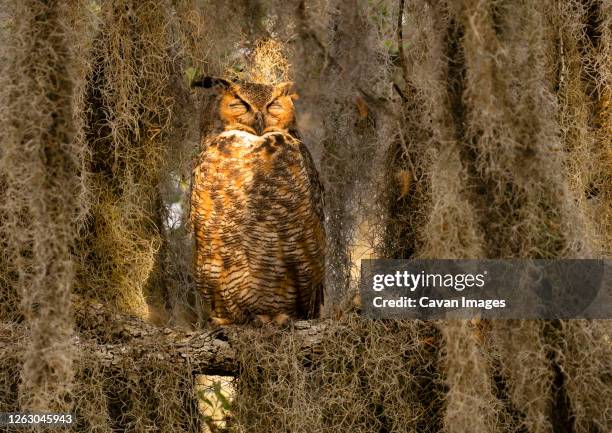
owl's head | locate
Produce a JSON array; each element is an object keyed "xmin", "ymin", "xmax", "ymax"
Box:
[{"xmin": 192, "ymin": 76, "xmax": 299, "ymax": 136}]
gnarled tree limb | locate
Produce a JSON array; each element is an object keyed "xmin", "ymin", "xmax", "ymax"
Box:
[{"xmin": 71, "ymin": 300, "xmax": 327, "ymax": 375}]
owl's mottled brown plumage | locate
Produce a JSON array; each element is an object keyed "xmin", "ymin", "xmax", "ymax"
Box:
[{"xmin": 191, "ymin": 77, "xmax": 325, "ymax": 325}]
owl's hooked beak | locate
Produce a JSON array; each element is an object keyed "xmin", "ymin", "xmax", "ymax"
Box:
[{"xmin": 254, "ymin": 111, "xmax": 264, "ymax": 136}]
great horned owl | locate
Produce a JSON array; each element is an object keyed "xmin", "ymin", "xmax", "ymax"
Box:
[{"xmin": 190, "ymin": 76, "xmax": 325, "ymax": 325}]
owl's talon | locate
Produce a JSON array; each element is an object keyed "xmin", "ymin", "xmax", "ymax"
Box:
[
  {"xmin": 273, "ymin": 313, "xmax": 291, "ymax": 326},
  {"xmin": 254, "ymin": 315, "xmax": 272, "ymax": 326},
  {"xmin": 210, "ymin": 317, "xmax": 232, "ymax": 326}
]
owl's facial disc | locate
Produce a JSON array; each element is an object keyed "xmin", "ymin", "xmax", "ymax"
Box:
[
  {"xmin": 219, "ymin": 93, "xmax": 261, "ymax": 135},
  {"xmin": 262, "ymin": 95, "xmax": 296, "ymax": 134},
  {"xmin": 197, "ymin": 76, "xmax": 299, "ymax": 136}
]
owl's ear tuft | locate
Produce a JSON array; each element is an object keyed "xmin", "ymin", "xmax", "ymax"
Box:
[
  {"xmin": 277, "ymin": 82, "xmax": 299, "ymax": 100},
  {"xmin": 191, "ymin": 76, "xmax": 232, "ymax": 90}
]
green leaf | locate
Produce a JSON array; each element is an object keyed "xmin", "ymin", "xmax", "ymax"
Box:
[
  {"xmin": 185, "ymin": 67, "xmax": 200, "ymax": 85},
  {"xmin": 212, "ymin": 381, "xmax": 232, "ymax": 410},
  {"xmin": 217, "ymin": 392, "xmax": 231, "ymax": 411}
]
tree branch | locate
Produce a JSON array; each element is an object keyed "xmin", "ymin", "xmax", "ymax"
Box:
[
  {"xmin": 69, "ymin": 300, "xmax": 328, "ymax": 375},
  {"xmin": 396, "ymin": 0, "xmax": 416, "ymax": 98},
  {"xmin": 397, "ymin": 0, "xmax": 408, "ymax": 84}
]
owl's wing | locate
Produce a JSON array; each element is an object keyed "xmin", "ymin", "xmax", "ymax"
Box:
[
  {"xmin": 297, "ymin": 140, "xmax": 325, "ymax": 318},
  {"xmin": 190, "ymin": 137, "xmax": 221, "ymax": 309},
  {"xmin": 298, "ymin": 141, "xmax": 325, "ymax": 227},
  {"xmin": 190, "ymin": 145, "xmax": 206, "ymax": 232}
]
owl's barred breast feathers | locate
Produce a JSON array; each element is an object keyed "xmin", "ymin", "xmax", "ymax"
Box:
[{"xmin": 191, "ymin": 130, "xmax": 325, "ymax": 324}]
